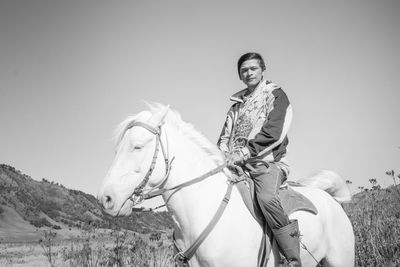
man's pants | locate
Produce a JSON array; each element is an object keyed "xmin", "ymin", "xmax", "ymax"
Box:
[{"xmin": 249, "ymin": 162, "xmax": 290, "ymax": 229}]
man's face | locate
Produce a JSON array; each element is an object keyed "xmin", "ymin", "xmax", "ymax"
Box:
[{"xmin": 239, "ymin": 59, "xmax": 264, "ymax": 88}]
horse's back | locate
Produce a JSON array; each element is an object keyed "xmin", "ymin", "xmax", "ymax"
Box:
[{"xmin": 291, "ymin": 185, "xmax": 355, "ymax": 266}]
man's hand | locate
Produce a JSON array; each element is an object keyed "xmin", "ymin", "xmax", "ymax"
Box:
[{"xmin": 226, "ymin": 151, "xmax": 244, "ymax": 168}]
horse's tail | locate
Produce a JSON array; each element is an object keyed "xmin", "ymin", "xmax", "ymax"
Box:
[{"xmin": 297, "ymin": 170, "xmax": 351, "ymax": 203}]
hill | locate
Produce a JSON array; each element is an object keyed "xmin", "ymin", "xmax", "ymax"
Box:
[{"xmin": 0, "ymin": 164, "xmax": 173, "ymax": 242}]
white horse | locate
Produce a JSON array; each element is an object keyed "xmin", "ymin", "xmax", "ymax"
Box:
[{"xmin": 98, "ymin": 104, "xmax": 354, "ymax": 267}]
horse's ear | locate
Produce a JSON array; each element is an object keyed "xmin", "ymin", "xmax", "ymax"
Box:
[{"xmin": 148, "ymin": 105, "xmax": 169, "ymax": 127}]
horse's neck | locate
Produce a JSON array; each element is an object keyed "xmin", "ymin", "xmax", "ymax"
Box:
[{"xmin": 163, "ymin": 131, "xmax": 228, "ymax": 239}]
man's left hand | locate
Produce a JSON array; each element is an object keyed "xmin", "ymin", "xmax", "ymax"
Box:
[{"xmin": 226, "ymin": 152, "xmax": 244, "ymax": 167}]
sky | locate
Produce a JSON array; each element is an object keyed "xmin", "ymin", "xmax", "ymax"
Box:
[{"xmin": 1, "ymin": 0, "xmax": 399, "ymax": 200}]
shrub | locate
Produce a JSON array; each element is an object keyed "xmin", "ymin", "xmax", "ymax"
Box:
[
  {"xmin": 30, "ymin": 218, "xmax": 52, "ymax": 228},
  {"xmin": 46, "ymin": 209, "xmax": 59, "ymax": 219},
  {"xmin": 38, "ymin": 230, "xmax": 57, "ymax": 267}
]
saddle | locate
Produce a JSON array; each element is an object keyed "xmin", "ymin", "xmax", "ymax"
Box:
[
  {"xmin": 235, "ymin": 175, "xmax": 318, "ymax": 225},
  {"xmin": 232, "ymin": 168, "xmax": 318, "ymax": 267}
]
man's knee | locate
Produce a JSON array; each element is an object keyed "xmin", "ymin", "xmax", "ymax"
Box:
[{"xmin": 257, "ymin": 194, "xmax": 280, "ymax": 211}]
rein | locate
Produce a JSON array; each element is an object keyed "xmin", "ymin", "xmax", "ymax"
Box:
[{"xmin": 119, "ymin": 121, "xmax": 234, "ymax": 266}]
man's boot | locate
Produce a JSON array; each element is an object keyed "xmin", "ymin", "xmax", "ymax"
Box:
[{"xmin": 272, "ymin": 220, "xmax": 302, "ymax": 267}]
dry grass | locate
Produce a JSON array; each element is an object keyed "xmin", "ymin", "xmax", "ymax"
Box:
[
  {"xmin": 0, "ymin": 227, "xmax": 174, "ymax": 267},
  {"xmin": 344, "ymin": 172, "xmax": 400, "ymax": 266},
  {"xmin": 37, "ymin": 227, "xmax": 174, "ymax": 267},
  {"xmin": 2, "ymin": 170, "xmax": 400, "ymax": 267}
]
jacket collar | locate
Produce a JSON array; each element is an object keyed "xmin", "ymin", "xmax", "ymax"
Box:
[
  {"xmin": 229, "ymin": 88, "xmax": 248, "ymax": 103},
  {"xmin": 230, "ymin": 80, "xmax": 273, "ymax": 103}
]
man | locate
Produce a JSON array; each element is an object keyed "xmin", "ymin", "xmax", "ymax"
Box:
[{"xmin": 217, "ymin": 52, "xmax": 301, "ymax": 267}]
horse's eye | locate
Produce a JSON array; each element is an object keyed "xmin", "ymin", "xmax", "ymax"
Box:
[{"xmin": 133, "ymin": 145, "xmax": 144, "ymax": 151}]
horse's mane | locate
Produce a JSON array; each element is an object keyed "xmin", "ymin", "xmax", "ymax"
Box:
[{"xmin": 114, "ymin": 102, "xmax": 224, "ymax": 165}]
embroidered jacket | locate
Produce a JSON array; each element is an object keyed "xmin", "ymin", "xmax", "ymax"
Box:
[{"xmin": 217, "ymin": 80, "xmax": 293, "ymax": 173}]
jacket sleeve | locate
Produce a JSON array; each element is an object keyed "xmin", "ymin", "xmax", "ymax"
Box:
[
  {"xmin": 241, "ymin": 89, "xmax": 292, "ymax": 158},
  {"xmin": 217, "ymin": 106, "xmax": 235, "ymax": 154}
]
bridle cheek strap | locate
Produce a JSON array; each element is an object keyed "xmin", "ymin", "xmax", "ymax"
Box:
[
  {"xmin": 130, "ymin": 121, "xmax": 172, "ymax": 196},
  {"xmin": 131, "ymin": 133, "xmax": 160, "ymax": 195},
  {"xmin": 117, "ymin": 121, "xmax": 172, "ymax": 215}
]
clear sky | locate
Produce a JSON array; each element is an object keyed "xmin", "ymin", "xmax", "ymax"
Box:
[{"xmin": 1, "ymin": 0, "xmax": 399, "ymax": 198}]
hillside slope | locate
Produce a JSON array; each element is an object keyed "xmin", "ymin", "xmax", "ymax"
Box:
[{"xmin": 0, "ymin": 164, "xmax": 173, "ymax": 242}]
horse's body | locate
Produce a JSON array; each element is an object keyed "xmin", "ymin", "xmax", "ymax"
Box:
[{"xmin": 98, "ymin": 104, "xmax": 354, "ymax": 267}]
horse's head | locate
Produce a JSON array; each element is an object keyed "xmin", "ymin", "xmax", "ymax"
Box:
[{"xmin": 98, "ymin": 105, "xmax": 170, "ymax": 216}]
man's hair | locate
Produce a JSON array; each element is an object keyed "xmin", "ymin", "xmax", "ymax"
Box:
[{"xmin": 237, "ymin": 52, "xmax": 266, "ymax": 78}]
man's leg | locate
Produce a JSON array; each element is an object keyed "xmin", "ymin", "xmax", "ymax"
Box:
[
  {"xmin": 250, "ymin": 163, "xmax": 289, "ymax": 228},
  {"xmin": 250, "ymin": 163, "xmax": 302, "ymax": 267}
]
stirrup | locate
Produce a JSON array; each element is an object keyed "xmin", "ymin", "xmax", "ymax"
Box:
[{"xmin": 174, "ymin": 252, "xmax": 190, "ymax": 267}]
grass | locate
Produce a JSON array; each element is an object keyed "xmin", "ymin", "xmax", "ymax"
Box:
[
  {"xmin": 38, "ymin": 230, "xmax": 57, "ymax": 267},
  {"xmin": 38, "ymin": 226, "xmax": 174, "ymax": 267},
  {"xmin": 2, "ymin": 170, "xmax": 399, "ymax": 266},
  {"xmin": 344, "ymin": 170, "xmax": 400, "ymax": 266}
]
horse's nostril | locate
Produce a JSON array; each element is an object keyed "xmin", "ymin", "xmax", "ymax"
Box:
[{"xmin": 99, "ymin": 193, "xmax": 115, "ymax": 210}]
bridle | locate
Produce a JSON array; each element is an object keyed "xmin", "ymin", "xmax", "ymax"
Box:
[
  {"xmin": 116, "ymin": 121, "xmax": 173, "ymax": 216},
  {"xmin": 114, "ymin": 120, "xmax": 234, "ymax": 267}
]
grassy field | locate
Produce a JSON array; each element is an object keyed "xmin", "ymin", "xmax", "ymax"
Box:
[
  {"xmin": 0, "ymin": 228, "xmax": 174, "ymax": 267},
  {"xmin": 1, "ymin": 173, "xmax": 399, "ymax": 266},
  {"xmin": 1, "ymin": 240, "xmax": 68, "ymax": 267}
]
